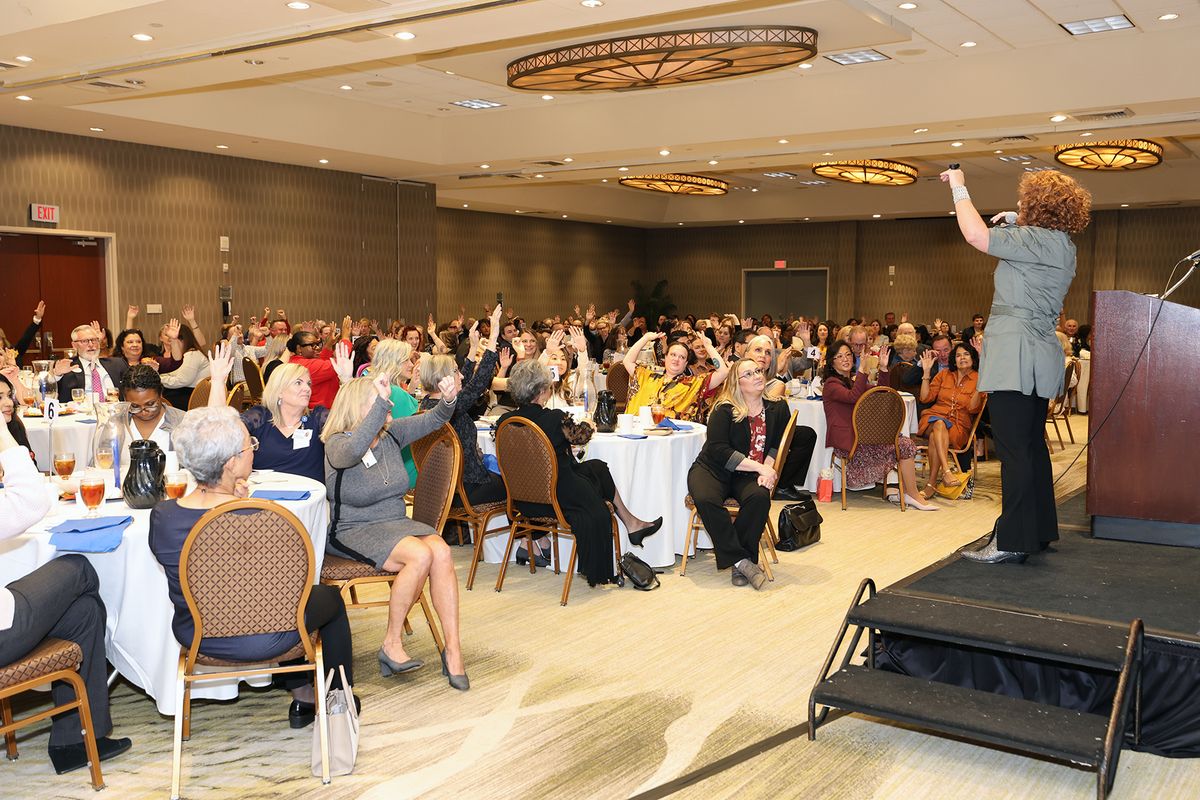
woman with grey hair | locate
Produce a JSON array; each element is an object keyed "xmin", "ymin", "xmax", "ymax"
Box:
[
  {"xmin": 148, "ymin": 405, "xmax": 357, "ymax": 729},
  {"xmin": 419, "ymin": 304, "xmax": 507, "ymax": 511},
  {"xmin": 497, "ymin": 360, "xmax": 662, "ymax": 585}
]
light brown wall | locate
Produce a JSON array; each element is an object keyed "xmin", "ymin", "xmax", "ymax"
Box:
[{"xmin": 0, "ymin": 124, "xmax": 435, "ymax": 339}]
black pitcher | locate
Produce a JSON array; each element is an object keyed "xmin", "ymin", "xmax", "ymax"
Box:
[
  {"xmin": 123, "ymin": 440, "xmax": 166, "ymax": 509},
  {"xmin": 593, "ymin": 390, "xmax": 618, "ymax": 432}
]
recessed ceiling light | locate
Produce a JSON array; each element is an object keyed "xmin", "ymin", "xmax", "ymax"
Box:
[
  {"xmin": 798, "ymin": 63, "xmax": 813, "ymax": 69},
  {"xmin": 1061, "ymin": 15, "xmax": 1133, "ymax": 35},
  {"xmin": 451, "ymin": 98, "xmax": 503, "ymax": 109},
  {"xmin": 1021, "ymin": 161, "xmax": 1032, "ymax": 166},
  {"xmin": 216, "ymin": 144, "xmax": 229, "ymax": 149},
  {"xmin": 951, "ymin": 141, "xmax": 964, "ymax": 147},
  {"xmin": 1158, "ymin": 13, "xmax": 1179, "ymax": 21},
  {"xmin": 803, "ymin": 217, "xmax": 810, "ymax": 221},
  {"xmin": 994, "ymin": 149, "xmax": 1003, "ymax": 154},
  {"xmin": 949, "ymin": 211, "xmax": 956, "ymax": 215},
  {"xmin": 823, "ymin": 152, "xmax": 833, "ymax": 156},
  {"xmin": 825, "ymin": 49, "xmax": 889, "ymax": 65},
  {"xmin": 708, "ymin": 159, "xmax": 719, "ymax": 165},
  {"xmin": 751, "ymin": 188, "xmax": 759, "ymax": 192},
  {"xmin": 534, "ymin": 173, "xmax": 545, "ymax": 178},
  {"xmin": 90, "ymin": 127, "xmax": 104, "ymax": 132},
  {"xmin": 286, "ymin": 1, "xmax": 310, "ymax": 8},
  {"xmin": 601, "ymin": 179, "xmax": 608, "ymax": 183},
  {"xmin": 562, "ymin": 157, "xmax": 573, "ymax": 162},
  {"xmin": 898, "ymin": 2, "xmax": 917, "ymax": 8},
  {"xmin": 618, "ymin": 166, "xmax": 628, "ymax": 172},
  {"xmin": 1049, "ymin": 113, "xmax": 1068, "ymax": 122},
  {"xmin": 444, "ymin": 70, "xmax": 455, "ymax": 75},
  {"xmin": 1120, "ymin": 203, "xmax": 1129, "ymax": 207},
  {"xmin": 913, "ymin": 127, "xmax": 928, "ymax": 133},
  {"xmin": 318, "ymin": 159, "xmax": 329, "ymax": 164},
  {"xmin": 462, "ymin": 204, "xmax": 469, "ymax": 208},
  {"xmin": 541, "ymin": 94, "xmax": 554, "ymax": 100},
  {"xmin": 960, "ymin": 41, "xmax": 977, "ymax": 48},
  {"xmin": 1080, "ymin": 132, "xmax": 1093, "ymax": 137},
  {"xmin": 605, "ymin": 219, "xmax": 612, "ymax": 223},
  {"xmin": 872, "ymin": 214, "xmax": 882, "ymax": 218},
  {"xmin": 479, "ymin": 163, "xmax": 490, "ymax": 169},
  {"xmin": 561, "ymin": 214, "xmax": 568, "ymax": 218},
  {"xmin": 659, "ymin": 149, "xmax": 671, "ymax": 156},
  {"xmin": 15, "ymin": 95, "xmax": 32, "ymax": 101},
  {"xmin": 515, "ymin": 210, "xmax": 522, "ymax": 214},
  {"xmin": 777, "ymin": 138, "xmax": 789, "ymax": 144},
  {"xmin": 738, "ymin": 220, "xmax": 745, "ymax": 223},
  {"xmin": 15, "ymin": 55, "xmax": 33, "ymax": 63},
  {"xmin": 581, "ymin": 0, "xmax": 604, "ymax": 7},
  {"xmin": 393, "ymin": 31, "xmax": 416, "ymax": 40},
  {"xmin": 677, "ymin": 222, "xmax": 684, "ymax": 226},
  {"xmin": 131, "ymin": 33, "xmax": 154, "ymax": 42}
]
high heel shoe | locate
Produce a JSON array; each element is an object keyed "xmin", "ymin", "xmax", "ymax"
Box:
[
  {"xmin": 440, "ymin": 651, "xmax": 470, "ymax": 691},
  {"xmin": 515, "ymin": 546, "xmax": 550, "ymax": 567},
  {"xmin": 377, "ymin": 648, "xmax": 423, "ymax": 677},
  {"xmin": 628, "ymin": 516, "xmax": 663, "ymax": 547}
]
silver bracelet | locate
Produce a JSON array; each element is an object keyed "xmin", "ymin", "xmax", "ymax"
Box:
[{"xmin": 951, "ymin": 185, "xmax": 971, "ymax": 204}]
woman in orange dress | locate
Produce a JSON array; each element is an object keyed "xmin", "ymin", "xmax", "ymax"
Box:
[{"xmin": 918, "ymin": 341, "xmax": 984, "ymax": 498}]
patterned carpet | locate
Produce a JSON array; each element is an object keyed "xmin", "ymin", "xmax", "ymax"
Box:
[{"xmin": 7, "ymin": 417, "xmax": 1199, "ymax": 799}]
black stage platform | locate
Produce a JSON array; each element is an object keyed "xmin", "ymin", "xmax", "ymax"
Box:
[{"xmin": 874, "ymin": 525, "xmax": 1200, "ymax": 757}]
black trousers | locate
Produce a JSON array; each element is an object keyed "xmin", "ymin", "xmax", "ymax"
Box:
[
  {"xmin": 279, "ymin": 585, "xmax": 354, "ymax": 691},
  {"xmin": 779, "ymin": 426, "xmax": 818, "ymax": 490},
  {"xmin": 687, "ymin": 464, "xmax": 771, "ymax": 570},
  {"xmin": 462, "ymin": 472, "xmax": 506, "ymax": 507},
  {"xmin": 0, "ymin": 556, "xmax": 111, "ymax": 746},
  {"xmin": 988, "ymin": 390, "xmax": 1057, "ymax": 553}
]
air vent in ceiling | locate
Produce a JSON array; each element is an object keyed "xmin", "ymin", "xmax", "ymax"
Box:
[
  {"xmin": 457, "ymin": 172, "xmax": 522, "ymax": 180},
  {"xmin": 1073, "ymin": 108, "xmax": 1134, "ymax": 122},
  {"xmin": 988, "ymin": 135, "xmax": 1037, "ymax": 144},
  {"xmin": 83, "ymin": 80, "xmax": 139, "ymax": 93},
  {"xmin": 535, "ymin": 160, "xmax": 567, "ymax": 167},
  {"xmin": 0, "ymin": 61, "xmax": 23, "ymax": 71},
  {"xmin": 1146, "ymin": 201, "xmax": 1180, "ymax": 207}
]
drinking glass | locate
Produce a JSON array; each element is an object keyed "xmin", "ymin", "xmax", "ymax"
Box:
[
  {"xmin": 53, "ymin": 451, "xmax": 76, "ymax": 479},
  {"xmin": 105, "ymin": 387, "xmax": 120, "ymax": 403},
  {"xmin": 95, "ymin": 446, "xmax": 114, "ymax": 471},
  {"xmin": 71, "ymin": 388, "xmax": 86, "ymax": 406},
  {"xmin": 165, "ymin": 472, "xmax": 188, "ymax": 500},
  {"xmin": 64, "ymin": 348, "xmax": 77, "ymax": 360},
  {"xmin": 651, "ymin": 403, "xmax": 666, "ymax": 426},
  {"xmin": 79, "ymin": 471, "xmax": 106, "ymax": 517}
]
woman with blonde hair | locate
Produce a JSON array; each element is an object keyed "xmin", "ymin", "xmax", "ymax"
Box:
[
  {"xmin": 322, "ymin": 374, "xmax": 469, "ymax": 688},
  {"xmin": 686, "ymin": 358, "xmax": 790, "ymax": 589}
]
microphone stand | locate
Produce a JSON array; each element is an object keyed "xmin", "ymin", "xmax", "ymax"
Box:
[{"xmin": 1161, "ymin": 259, "xmax": 1198, "ymax": 301}]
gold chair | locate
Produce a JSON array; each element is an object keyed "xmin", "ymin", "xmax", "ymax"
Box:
[
  {"xmin": 171, "ymin": 500, "xmax": 329, "ymax": 798},
  {"xmin": 914, "ymin": 394, "xmax": 988, "ymax": 482},
  {"xmin": 0, "ymin": 638, "xmax": 104, "ymax": 791},
  {"xmin": 319, "ymin": 432, "xmax": 462, "ymax": 653},
  {"xmin": 186, "ymin": 376, "xmax": 211, "ymax": 411},
  {"xmin": 1046, "ymin": 359, "xmax": 1077, "ymax": 451},
  {"xmin": 493, "ymin": 417, "xmax": 622, "ymax": 606},
  {"xmin": 411, "ymin": 424, "xmax": 509, "ymax": 589},
  {"xmin": 678, "ymin": 410, "xmax": 797, "ymax": 578},
  {"xmin": 605, "ymin": 363, "xmax": 630, "ymax": 412},
  {"xmin": 242, "ymin": 356, "xmax": 265, "ymax": 406},
  {"xmin": 833, "ymin": 386, "xmax": 909, "ymax": 512},
  {"xmin": 225, "ymin": 381, "xmax": 248, "ymax": 410}
]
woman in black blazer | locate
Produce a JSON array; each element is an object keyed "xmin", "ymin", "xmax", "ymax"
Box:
[{"xmin": 688, "ymin": 358, "xmax": 790, "ymax": 589}]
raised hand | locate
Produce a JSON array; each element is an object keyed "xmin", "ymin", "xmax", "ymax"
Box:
[
  {"xmin": 585, "ymin": 303, "xmax": 596, "ymax": 322},
  {"xmin": 53, "ymin": 358, "xmax": 74, "ymax": 376},
  {"xmin": 208, "ymin": 341, "xmax": 235, "ymax": 384},
  {"xmin": 90, "ymin": 319, "xmax": 102, "ymax": 336},
  {"xmin": 971, "ymin": 333, "xmax": 984, "ymax": 354},
  {"xmin": 901, "ymin": 312, "xmax": 909, "ymax": 324},
  {"xmin": 165, "ymin": 318, "xmax": 181, "ymax": 340},
  {"xmin": 34, "ymin": 300, "xmax": 46, "ymax": 322},
  {"xmin": 372, "ymin": 373, "xmax": 391, "ymax": 400},
  {"xmin": 332, "ymin": 340, "xmax": 353, "ymax": 383},
  {"xmin": 569, "ymin": 325, "xmax": 588, "ymax": 355},
  {"xmin": 919, "ymin": 349, "xmax": 936, "ymax": 375},
  {"xmin": 436, "ymin": 373, "xmax": 459, "ymax": 403},
  {"xmin": 628, "ymin": 298, "xmax": 635, "ymax": 312},
  {"xmin": 127, "ymin": 304, "xmax": 139, "ymax": 319},
  {"xmin": 545, "ymin": 328, "xmax": 565, "ymax": 353},
  {"xmin": 498, "ymin": 345, "xmax": 514, "ymax": 372},
  {"xmin": 182, "ymin": 304, "xmax": 197, "ymax": 322},
  {"xmin": 468, "ymin": 320, "xmax": 481, "ymax": 354},
  {"xmin": 877, "ymin": 343, "xmax": 891, "ymax": 367}
]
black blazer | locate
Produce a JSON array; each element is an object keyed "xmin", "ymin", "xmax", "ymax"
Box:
[
  {"xmin": 694, "ymin": 399, "xmax": 790, "ymax": 479},
  {"xmin": 56, "ymin": 357, "xmax": 130, "ymax": 401}
]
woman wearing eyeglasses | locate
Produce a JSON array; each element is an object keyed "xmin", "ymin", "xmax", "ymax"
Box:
[
  {"xmin": 686, "ymin": 359, "xmax": 791, "ymax": 590},
  {"xmin": 119, "ymin": 365, "xmax": 185, "ymax": 455}
]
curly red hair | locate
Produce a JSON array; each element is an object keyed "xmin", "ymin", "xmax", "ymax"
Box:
[{"xmin": 1017, "ymin": 170, "xmax": 1092, "ymax": 234}]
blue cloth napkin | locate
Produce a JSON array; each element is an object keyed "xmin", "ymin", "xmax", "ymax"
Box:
[
  {"xmin": 74, "ymin": 418, "xmax": 98, "ymax": 425},
  {"xmin": 252, "ymin": 489, "xmax": 311, "ymax": 501},
  {"xmin": 617, "ymin": 433, "xmax": 648, "ymax": 440},
  {"xmin": 656, "ymin": 418, "xmax": 693, "ymax": 431},
  {"xmin": 48, "ymin": 515, "xmax": 133, "ymax": 554},
  {"xmin": 482, "ymin": 453, "xmax": 501, "ymax": 475}
]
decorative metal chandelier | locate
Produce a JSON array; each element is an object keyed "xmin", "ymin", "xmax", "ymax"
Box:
[
  {"xmin": 507, "ymin": 26, "xmax": 818, "ymax": 92},
  {"xmin": 1053, "ymin": 139, "xmax": 1163, "ymax": 170},
  {"xmin": 618, "ymin": 173, "xmax": 729, "ymax": 195},
  {"xmin": 811, "ymin": 159, "xmax": 918, "ymax": 185}
]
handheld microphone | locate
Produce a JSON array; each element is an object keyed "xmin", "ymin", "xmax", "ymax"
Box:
[
  {"xmin": 948, "ymin": 163, "xmax": 960, "ymax": 170},
  {"xmin": 1185, "ymin": 248, "xmax": 1200, "ymax": 263}
]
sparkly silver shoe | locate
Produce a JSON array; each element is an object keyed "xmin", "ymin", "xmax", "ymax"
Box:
[{"xmin": 958, "ymin": 538, "xmax": 1027, "ymax": 564}]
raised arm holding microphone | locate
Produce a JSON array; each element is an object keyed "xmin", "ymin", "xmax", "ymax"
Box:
[{"xmin": 941, "ymin": 165, "xmax": 1092, "ymax": 564}]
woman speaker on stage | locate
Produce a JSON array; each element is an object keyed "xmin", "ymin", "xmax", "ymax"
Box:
[{"xmin": 941, "ymin": 165, "xmax": 1091, "ymax": 564}]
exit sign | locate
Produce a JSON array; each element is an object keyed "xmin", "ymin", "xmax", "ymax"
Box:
[
  {"xmin": 30, "ymin": 203, "xmax": 59, "ymax": 224},
  {"xmin": 774, "ymin": 259, "xmax": 787, "ymax": 269}
]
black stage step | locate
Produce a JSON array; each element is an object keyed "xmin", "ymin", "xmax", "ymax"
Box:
[
  {"xmin": 813, "ymin": 666, "xmax": 1108, "ymax": 766},
  {"xmin": 850, "ymin": 592, "xmax": 1129, "ymax": 670}
]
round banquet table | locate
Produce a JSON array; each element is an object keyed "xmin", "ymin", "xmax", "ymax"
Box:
[
  {"xmin": 20, "ymin": 413, "xmax": 99, "ymax": 472},
  {"xmin": 0, "ymin": 471, "xmax": 328, "ymax": 715},
  {"xmin": 475, "ymin": 422, "xmax": 706, "ymax": 569},
  {"xmin": 787, "ymin": 392, "xmax": 918, "ymax": 492}
]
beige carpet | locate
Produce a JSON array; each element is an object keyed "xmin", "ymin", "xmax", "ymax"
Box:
[{"xmin": 7, "ymin": 417, "xmax": 1199, "ymax": 799}]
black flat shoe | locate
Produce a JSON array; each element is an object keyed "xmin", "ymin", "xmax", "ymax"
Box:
[
  {"xmin": 628, "ymin": 517, "xmax": 664, "ymax": 547},
  {"xmin": 48, "ymin": 736, "xmax": 132, "ymax": 775},
  {"xmin": 289, "ymin": 694, "xmax": 361, "ymax": 728},
  {"xmin": 515, "ymin": 547, "xmax": 549, "ymax": 567},
  {"xmin": 774, "ymin": 485, "xmax": 809, "ymax": 501}
]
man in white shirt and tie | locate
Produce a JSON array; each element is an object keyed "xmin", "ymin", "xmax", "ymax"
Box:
[{"xmin": 52, "ymin": 324, "xmax": 129, "ymax": 403}]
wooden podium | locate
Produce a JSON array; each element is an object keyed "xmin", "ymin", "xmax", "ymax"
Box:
[{"xmin": 1088, "ymin": 291, "xmax": 1200, "ymax": 546}]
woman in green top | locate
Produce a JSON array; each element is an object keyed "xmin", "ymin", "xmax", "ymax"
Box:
[
  {"xmin": 942, "ymin": 167, "xmax": 1091, "ymax": 564},
  {"xmin": 365, "ymin": 338, "xmax": 420, "ymax": 486}
]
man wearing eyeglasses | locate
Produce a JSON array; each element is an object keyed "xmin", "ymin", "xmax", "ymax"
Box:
[{"xmin": 52, "ymin": 324, "xmax": 129, "ymax": 403}]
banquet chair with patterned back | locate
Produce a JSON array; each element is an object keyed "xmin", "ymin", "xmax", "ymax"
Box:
[
  {"xmin": 225, "ymin": 381, "xmax": 248, "ymax": 410},
  {"xmin": 888, "ymin": 363, "xmax": 914, "ymax": 392},
  {"xmin": 493, "ymin": 417, "xmax": 620, "ymax": 606},
  {"xmin": 605, "ymin": 363, "xmax": 630, "ymax": 412},
  {"xmin": 0, "ymin": 639, "xmax": 104, "ymax": 790},
  {"xmin": 1046, "ymin": 359, "xmax": 1077, "ymax": 451},
  {"xmin": 242, "ymin": 357, "xmax": 265, "ymax": 406},
  {"xmin": 172, "ymin": 500, "xmax": 330, "ymax": 798},
  {"xmin": 186, "ymin": 377, "xmax": 211, "ymax": 411},
  {"xmin": 678, "ymin": 410, "xmax": 796, "ymax": 579},
  {"xmin": 834, "ymin": 387, "xmax": 908, "ymax": 512}
]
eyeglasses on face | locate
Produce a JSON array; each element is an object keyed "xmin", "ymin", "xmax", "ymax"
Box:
[
  {"xmin": 72, "ymin": 337, "xmax": 101, "ymax": 346},
  {"xmin": 738, "ymin": 367, "xmax": 765, "ymax": 379},
  {"xmin": 834, "ymin": 350, "xmax": 855, "ymax": 360},
  {"xmin": 128, "ymin": 400, "xmax": 161, "ymax": 414},
  {"xmin": 240, "ymin": 436, "xmax": 260, "ymax": 455}
]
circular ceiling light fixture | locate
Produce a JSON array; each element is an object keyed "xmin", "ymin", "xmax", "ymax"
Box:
[
  {"xmin": 507, "ymin": 26, "xmax": 818, "ymax": 92},
  {"xmin": 1054, "ymin": 139, "xmax": 1163, "ymax": 171},
  {"xmin": 811, "ymin": 158, "xmax": 918, "ymax": 185},
  {"xmin": 618, "ymin": 173, "xmax": 729, "ymax": 195},
  {"xmin": 393, "ymin": 31, "xmax": 416, "ymax": 40},
  {"xmin": 132, "ymin": 33, "xmax": 154, "ymax": 42}
]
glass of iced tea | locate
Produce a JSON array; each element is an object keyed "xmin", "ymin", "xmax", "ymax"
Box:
[
  {"xmin": 95, "ymin": 446, "xmax": 114, "ymax": 471},
  {"xmin": 53, "ymin": 451, "xmax": 76, "ymax": 479},
  {"xmin": 79, "ymin": 471, "xmax": 106, "ymax": 517},
  {"xmin": 106, "ymin": 387, "xmax": 120, "ymax": 403},
  {"xmin": 165, "ymin": 472, "xmax": 188, "ymax": 500},
  {"xmin": 650, "ymin": 403, "xmax": 666, "ymax": 426}
]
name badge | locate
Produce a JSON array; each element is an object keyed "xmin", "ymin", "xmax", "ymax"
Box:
[
  {"xmin": 361, "ymin": 449, "xmax": 378, "ymax": 468},
  {"xmin": 292, "ymin": 428, "xmax": 313, "ymax": 449}
]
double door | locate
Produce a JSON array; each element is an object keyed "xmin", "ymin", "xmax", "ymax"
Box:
[{"xmin": 0, "ymin": 232, "xmax": 108, "ymax": 364}]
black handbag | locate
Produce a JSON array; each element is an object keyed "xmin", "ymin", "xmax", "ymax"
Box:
[
  {"xmin": 618, "ymin": 552, "xmax": 661, "ymax": 590},
  {"xmin": 776, "ymin": 494, "xmax": 823, "ymax": 551}
]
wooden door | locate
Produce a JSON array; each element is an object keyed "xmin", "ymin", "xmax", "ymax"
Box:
[{"xmin": 0, "ymin": 233, "xmax": 44, "ymax": 358}]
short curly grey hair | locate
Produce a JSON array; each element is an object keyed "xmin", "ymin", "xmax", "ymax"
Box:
[
  {"xmin": 418, "ymin": 354, "xmax": 457, "ymax": 393},
  {"xmin": 508, "ymin": 359, "xmax": 552, "ymax": 405},
  {"xmin": 173, "ymin": 406, "xmax": 246, "ymax": 486}
]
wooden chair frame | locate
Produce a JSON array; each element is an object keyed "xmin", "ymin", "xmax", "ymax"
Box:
[
  {"xmin": 605, "ymin": 363, "xmax": 630, "ymax": 412},
  {"xmin": 225, "ymin": 381, "xmax": 248, "ymax": 410},
  {"xmin": 1046, "ymin": 359, "xmax": 1078, "ymax": 452},
  {"xmin": 241, "ymin": 356, "xmax": 265, "ymax": 406},
  {"xmin": 0, "ymin": 639, "xmax": 104, "ymax": 791},
  {"xmin": 172, "ymin": 500, "xmax": 328, "ymax": 799},
  {"xmin": 834, "ymin": 386, "xmax": 908, "ymax": 512},
  {"xmin": 493, "ymin": 417, "xmax": 622, "ymax": 606},
  {"xmin": 914, "ymin": 394, "xmax": 989, "ymax": 482}
]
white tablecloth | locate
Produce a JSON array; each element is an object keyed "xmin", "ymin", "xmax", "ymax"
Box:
[
  {"xmin": 0, "ymin": 472, "xmax": 329, "ymax": 715},
  {"xmin": 21, "ymin": 415, "xmax": 99, "ymax": 472},
  {"xmin": 475, "ymin": 424, "xmax": 706, "ymax": 568},
  {"xmin": 787, "ymin": 393, "xmax": 918, "ymax": 491},
  {"xmin": 1074, "ymin": 357, "xmax": 1091, "ymax": 413}
]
